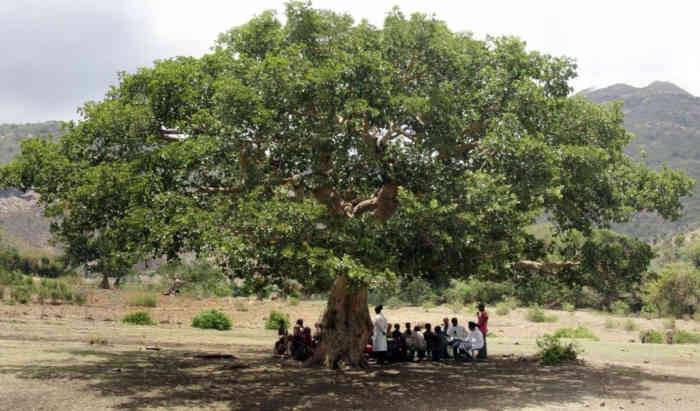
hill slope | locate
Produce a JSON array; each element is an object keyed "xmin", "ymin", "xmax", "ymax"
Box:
[
  {"xmin": 0, "ymin": 121, "xmax": 64, "ymax": 254},
  {"xmin": 581, "ymin": 82, "xmax": 700, "ymax": 239}
]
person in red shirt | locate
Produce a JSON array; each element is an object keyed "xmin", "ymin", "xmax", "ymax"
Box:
[{"xmin": 476, "ymin": 303, "xmax": 489, "ymax": 359}]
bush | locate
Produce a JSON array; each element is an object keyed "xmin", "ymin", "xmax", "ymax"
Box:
[
  {"xmin": 128, "ymin": 293, "xmax": 158, "ymax": 307},
  {"xmin": 445, "ymin": 278, "xmax": 514, "ymax": 305},
  {"xmin": 536, "ymin": 334, "xmax": 580, "ymax": 365},
  {"xmin": 158, "ymin": 261, "xmax": 232, "ymax": 298},
  {"xmin": 287, "ymin": 296, "xmax": 300, "ymax": 306},
  {"xmin": 39, "ymin": 278, "xmax": 74, "ymax": 303},
  {"xmin": 552, "ymin": 326, "xmax": 599, "ymax": 341},
  {"xmin": 644, "ymin": 263, "xmax": 700, "ymax": 317},
  {"xmin": 673, "ymin": 330, "xmax": 700, "ymax": 344},
  {"xmin": 611, "ymin": 301, "xmax": 631, "ymax": 316},
  {"xmin": 265, "ymin": 310, "xmax": 290, "ymax": 330},
  {"xmin": 639, "ymin": 329, "xmax": 664, "ymax": 344},
  {"xmin": 122, "ymin": 311, "xmax": 156, "ymax": 325},
  {"xmin": 561, "ymin": 303, "xmax": 575, "ymax": 313},
  {"xmin": 386, "ymin": 296, "xmax": 404, "ymax": 308},
  {"xmin": 11, "ymin": 285, "xmax": 33, "ymax": 304},
  {"xmin": 192, "ymin": 309, "xmax": 232, "ymax": 331},
  {"xmin": 623, "ymin": 319, "xmax": 638, "ymax": 331},
  {"xmin": 398, "ymin": 277, "xmax": 434, "ymax": 306},
  {"xmin": 495, "ymin": 302, "xmax": 511, "ymax": 316},
  {"xmin": 421, "ymin": 300, "xmax": 436, "ymax": 311},
  {"xmin": 526, "ymin": 306, "xmax": 558, "ymax": 323}
]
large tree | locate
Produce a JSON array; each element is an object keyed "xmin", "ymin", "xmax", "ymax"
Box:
[{"xmin": 1, "ymin": 3, "xmax": 693, "ymax": 367}]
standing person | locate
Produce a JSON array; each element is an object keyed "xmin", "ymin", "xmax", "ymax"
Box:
[
  {"xmin": 372, "ymin": 305, "xmax": 388, "ymax": 365},
  {"xmin": 477, "ymin": 303, "xmax": 489, "ymax": 359}
]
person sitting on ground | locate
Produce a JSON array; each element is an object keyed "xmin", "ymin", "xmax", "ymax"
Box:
[
  {"xmin": 296, "ymin": 318, "xmax": 304, "ymax": 328},
  {"xmin": 446, "ymin": 317, "xmax": 468, "ymax": 359},
  {"xmin": 431, "ymin": 325, "xmax": 447, "ymax": 361},
  {"xmin": 403, "ymin": 322, "xmax": 411, "ymax": 337},
  {"xmin": 312, "ymin": 322, "xmax": 323, "ymax": 346},
  {"xmin": 406, "ymin": 325, "xmax": 426, "ymax": 361},
  {"xmin": 423, "ymin": 323, "xmax": 434, "ymax": 359},
  {"xmin": 290, "ymin": 325, "xmax": 309, "ymax": 361},
  {"xmin": 302, "ymin": 326, "xmax": 313, "ymax": 349},
  {"xmin": 464, "ymin": 321, "xmax": 485, "ymax": 360},
  {"xmin": 391, "ymin": 323, "xmax": 407, "ymax": 361}
]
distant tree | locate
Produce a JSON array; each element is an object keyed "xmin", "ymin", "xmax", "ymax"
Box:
[{"xmin": 0, "ymin": 3, "xmax": 693, "ymax": 367}]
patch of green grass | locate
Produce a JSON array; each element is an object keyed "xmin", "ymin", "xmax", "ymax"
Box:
[
  {"xmin": 192, "ymin": 309, "xmax": 232, "ymax": 331},
  {"xmin": 623, "ymin": 319, "xmax": 638, "ymax": 332},
  {"xmin": 11, "ymin": 285, "xmax": 33, "ymax": 304},
  {"xmin": 673, "ymin": 330, "xmax": 700, "ymax": 344},
  {"xmin": 421, "ymin": 300, "xmax": 436, "ymax": 311},
  {"xmin": 265, "ymin": 310, "xmax": 290, "ymax": 330},
  {"xmin": 526, "ymin": 306, "xmax": 558, "ymax": 323},
  {"xmin": 611, "ymin": 301, "xmax": 631, "ymax": 316},
  {"xmin": 537, "ymin": 334, "xmax": 581, "ymax": 365},
  {"xmin": 552, "ymin": 326, "xmax": 599, "ymax": 341},
  {"xmin": 122, "ymin": 311, "xmax": 156, "ymax": 326},
  {"xmin": 640, "ymin": 329, "xmax": 664, "ymax": 344},
  {"xmin": 287, "ymin": 296, "xmax": 300, "ymax": 306},
  {"xmin": 127, "ymin": 292, "xmax": 158, "ymax": 307}
]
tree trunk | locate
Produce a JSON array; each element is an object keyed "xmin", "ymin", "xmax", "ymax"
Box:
[
  {"xmin": 305, "ymin": 275, "xmax": 372, "ymax": 369},
  {"xmin": 99, "ymin": 274, "xmax": 110, "ymax": 289}
]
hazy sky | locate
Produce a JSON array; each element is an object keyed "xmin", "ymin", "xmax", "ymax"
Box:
[{"xmin": 1, "ymin": 0, "xmax": 698, "ymax": 123}]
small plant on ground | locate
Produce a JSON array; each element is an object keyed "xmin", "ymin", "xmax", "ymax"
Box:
[
  {"xmin": 639, "ymin": 329, "xmax": 664, "ymax": 344},
  {"xmin": 192, "ymin": 309, "xmax": 232, "ymax": 331},
  {"xmin": 421, "ymin": 300, "xmax": 436, "ymax": 311},
  {"xmin": 287, "ymin": 296, "xmax": 300, "ymax": 306},
  {"xmin": 552, "ymin": 326, "xmax": 599, "ymax": 341},
  {"xmin": 611, "ymin": 301, "xmax": 631, "ymax": 316},
  {"xmin": 495, "ymin": 302, "xmax": 511, "ymax": 316},
  {"xmin": 265, "ymin": 310, "xmax": 290, "ymax": 330},
  {"xmin": 604, "ymin": 319, "xmax": 618, "ymax": 329},
  {"xmin": 623, "ymin": 319, "xmax": 638, "ymax": 331},
  {"xmin": 122, "ymin": 311, "xmax": 156, "ymax": 325},
  {"xmin": 673, "ymin": 330, "xmax": 700, "ymax": 344},
  {"xmin": 128, "ymin": 292, "xmax": 158, "ymax": 307},
  {"xmin": 536, "ymin": 334, "xmax": 580, "ymax": 365},
  {"xmin": 11, "ymin": 285, "xmax": 33, "ymax": 304},
  {"xmin": 662, "ymin": 318, "xmax": 677, "ymax": 330},
  {"xmin": 526, "ymin": 306, "xmax": 557, "ymax": 323},
  {"xmin": 561, "ymin": 303, "xmax": 575, "ymax": 313}
]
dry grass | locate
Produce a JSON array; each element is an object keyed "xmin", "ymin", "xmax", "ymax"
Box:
[{"xmin": 2, "ymin": 291, "xmax": 700, "ymax": 410}]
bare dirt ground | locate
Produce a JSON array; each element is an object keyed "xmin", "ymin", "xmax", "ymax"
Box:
[{"xmin": 1, "ymin": 290, "xmax": 700, "ymax": 410}]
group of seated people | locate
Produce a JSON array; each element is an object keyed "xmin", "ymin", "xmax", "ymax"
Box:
[
  {"xmin": 274, "ymin": 318, "xmax": 321, "ymax": 361},
  {"xmin": 369, "ymin": 317, "xmax": 486, "ymax": 363}
]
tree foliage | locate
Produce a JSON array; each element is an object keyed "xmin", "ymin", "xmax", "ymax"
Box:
[{"xmin": 0, "ymin": 2, "xmax": 693, "ymax": 294}]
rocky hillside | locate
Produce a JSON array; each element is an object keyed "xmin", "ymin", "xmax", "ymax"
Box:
[
  {"xmin": 581, "ymin": 81, "xmax": 700, "ymax": 240},
  {"xmin": 0, "ymin": 121, "xmax": 63, "ymax": 254}
]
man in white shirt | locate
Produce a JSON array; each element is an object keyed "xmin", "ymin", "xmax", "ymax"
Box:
[
  {"xmin": 446, "ymin": 317, "xmax": 467, "ymax": 358},
  {"xmin": 459, "ymin": 321, "xmax": 484, "ymax": 360},
  {"xmin": 372, "ymin": 305, "xmax": 388, "ymax": 364}
]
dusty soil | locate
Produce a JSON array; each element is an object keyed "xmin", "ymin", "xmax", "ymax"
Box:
[{"xmin": 1, "ymin": 290, "xmax": 700, "ymax": 410}]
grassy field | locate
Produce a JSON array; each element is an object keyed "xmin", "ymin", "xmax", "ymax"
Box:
[{"xmin": 1, "ymin": 290, "xmax": 700, "ymax": 410}]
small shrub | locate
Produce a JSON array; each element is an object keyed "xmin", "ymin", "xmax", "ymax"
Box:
[
  {"xmin": 11, "ymin": 285, "xmax": 33, "ymax": 304},
  {"xmin": 122, "ymin": 311, "xmax": 155, "ymax": 325},
  {"xmin": 74, "ymin": 292, "xmax": 87, "ymax": 305},
  {"xmin": 673, "ymin": 330, "xmax": 700, "ymax": 344},
  {"xmin": 386, "ymin": 296, "xmax": 404, "ymax": 309},
  {"xmin": 537, "ymin": 334, "xmax": 580, "ymax": 365},
  {"xmin": 421, "ymin": 300, "xmax": 436, "ymax": 311},
  {"xmin": 662, "ymin": 318, "xmax": 677, "ymax": 330},
  {"xmin": 526, "ymin": 306, "xmax": 557, "ymax": 323},
  {"xmin": 561, "ymin": 303, "xmax": 575, "ymax": 313},
  {"xmin": 639, "ymin": 329, "xmax": 664, "ymax": 344},
  {"xmin": 604, "ymin": 319, "xmax": 618, "ymax": 329},
  {"xmin": 611, "ymin": 301, "xmax": 631, "ymax": 316},
  {"xmin": 192, "ymin": 309, "xmax": 232, "ymax": 331},
  {"xmin": 552, "ymin": 326, "xmax": 599, "ymax": 341},
  {"xmin": 287, "ymin": 296, "xmax": 300, "ymax": 306},
  {"xmin": 265, "ymin": 310, "xmax": 290, "ymax": 330},
  {"xmin": 398, "ymin": 277, "xmax": 434, "ymax": 305},
  {"xmin": 495, "ymin": 302, "xmax": 510, "ymax": 316},
  {"xmin": 623, "ymin": 319, "xmax": 638, "ymax": 332},
  {"xmin": 128, "ymin": 293, "xmax": 158, "ymax": 307}
]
